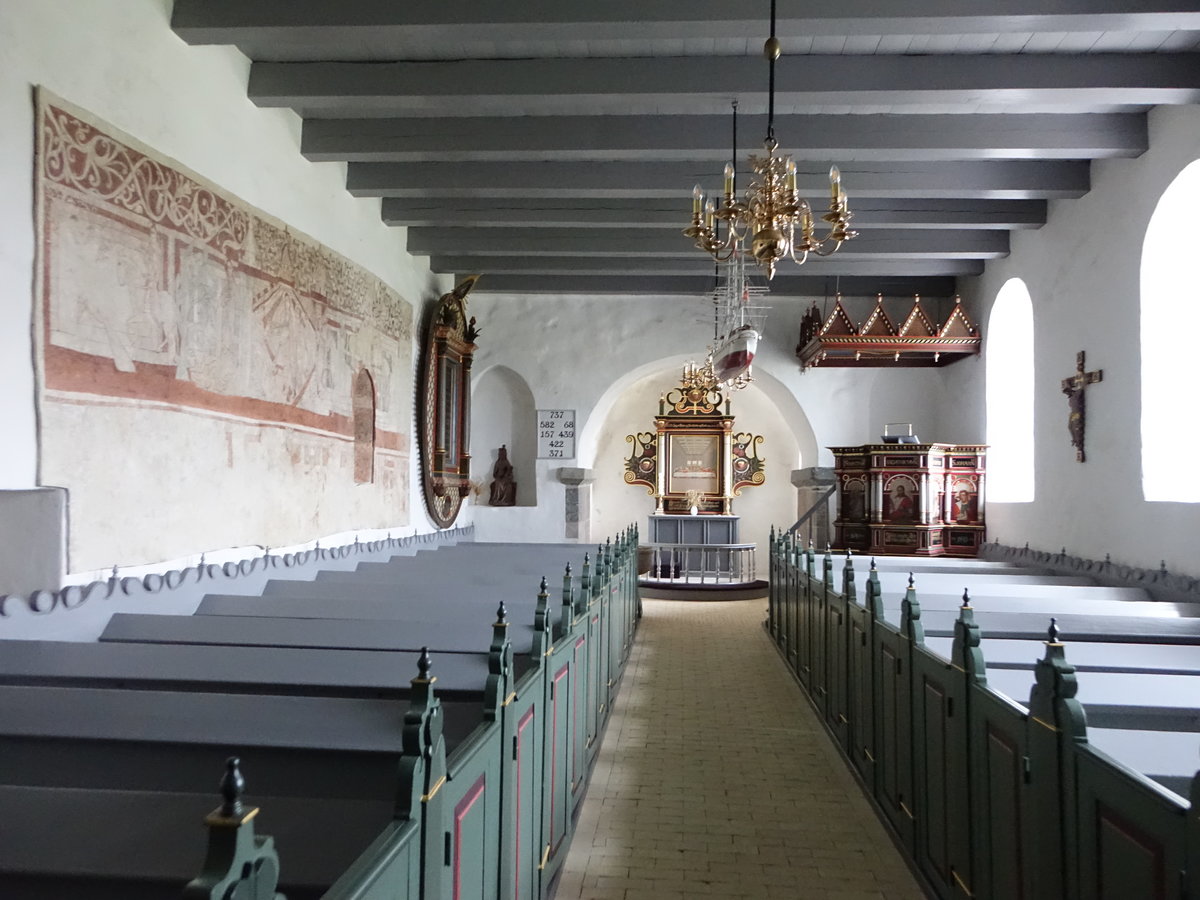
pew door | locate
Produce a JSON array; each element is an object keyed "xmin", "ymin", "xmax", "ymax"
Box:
[
  {"xmin": 965, "ymin": 684, "xmax": 1032, "ymax": 900},
  {"xmin": 846, "ymin": 599, "xmax": 876, "ymax": 788},
  {"xmin": 1073, "ymin": 745, "xmax": 1188, "ymax": 900},
  {"xmin": 872, "ymin": 619, "xmax": 915, "ymax": 849},
  {"xmin": 910, "ymin": 645, "xmax": 972, "ymax": 899}
]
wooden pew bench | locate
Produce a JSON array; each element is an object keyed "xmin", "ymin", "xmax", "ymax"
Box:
[
  {"xmin": 924, "ymin": 636, "xmax": 1200, "ymax": 675},
  {"xmin": 0, "ymin": 639, "xmax": 533, "ymax": 699},
  {"xmin": 914, "ymin": 608, "xmax": 1200, "ymax": 643},
  {"xmin": 1085, "ymin": 727, "xmax": 1200, "ymax": 798},
  {"xmin": 0, "ymin": 645, "xmax": 499, "ymax": 896},
  {"xmin": 100, "ymin": 612, "xmax": 537, "ymax": 653},
  {"xmin": 982, "ymin": 666, "xmax": 1200, "ymax": 733},
  {"xmin": 876, "ymin": 591, "xmax": 1197, "ymax": 619},
  {"xmin": 0, "ymin": 680, "xmax": 483, "ymax": 797},
  {"xmin": 197, "ymin": 588, "xmax": 555, "ymax": 624},
  {"xmin": 856, "ymin": 569, "xmax": 1139, "ymax": 597},
  {"xmin": 858, "ymin": 558, "xmax": 1056, "ymax": 577},
  {"xmin": 0, "ymin": 784, "xmax": 392, "ymax": 900}
]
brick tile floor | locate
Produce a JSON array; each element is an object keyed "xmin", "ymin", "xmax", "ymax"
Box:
[{"xmin": 555, "ymin": 597, "xmax": 927, "ymax": 900}]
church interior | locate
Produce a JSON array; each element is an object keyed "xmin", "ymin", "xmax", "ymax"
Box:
[{"xmin": 2, "ymin": 2, "xmax": 1200, "ymax": 898}]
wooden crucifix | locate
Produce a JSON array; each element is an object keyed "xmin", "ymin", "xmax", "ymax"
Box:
[{"xmin": 1061, "ymin": 351, "xmax": 1103, "ymax": 462}]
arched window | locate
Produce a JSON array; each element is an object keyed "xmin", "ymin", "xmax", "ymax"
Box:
[
  {"xmin": 1142, "ymin": 159, "xmax": 1200, "ymax": 501},
  {"xmin": 986, "ymin": 278, "xmax": 1035, "ymax": 502},
  {"xmin": 353, "ymin": 368, "xmax": 376, "ymax": 484}
]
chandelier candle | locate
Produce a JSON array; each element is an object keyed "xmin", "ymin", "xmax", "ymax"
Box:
[{"xmin": 682, "ymin": 0, "xmax": 858, "ymax": 279}]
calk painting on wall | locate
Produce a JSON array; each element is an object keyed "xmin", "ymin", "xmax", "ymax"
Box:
[{"xmin": 35, "ymin": 92, "xmax": 413, "ymax": 570}]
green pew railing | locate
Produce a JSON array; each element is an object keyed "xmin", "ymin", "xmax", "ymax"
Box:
[
  {"xmin": 767, "ymin": 532, "xmax": 1200, "ymax": 900},
  {"xmin": 185, "ymin": 528, "xmax": 640, "ymax": 900}
]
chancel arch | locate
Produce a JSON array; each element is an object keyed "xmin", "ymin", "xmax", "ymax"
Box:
[
  {"xmin": 986, "ymin": 278, "xmax": 1036, "ymax": 503},
  {"xmin": 471, "ymin": 364, "xmax": 537, "ymax": 507},
  {"xmin": 1141, "ymin": 158, "xmax": 1200, "ymax": 502},
  {"xmin": 587, "ymin": 360, "xmax": 808, "ymax": 558}
]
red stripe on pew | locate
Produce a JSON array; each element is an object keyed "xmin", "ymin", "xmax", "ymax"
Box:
[
  {"xmin": 515, "ymin": 705, "xmax": 535, "ymax": 900},
  {"xmin": 453, "ymin": 774, "xmax": 487, "ymax": 900}
]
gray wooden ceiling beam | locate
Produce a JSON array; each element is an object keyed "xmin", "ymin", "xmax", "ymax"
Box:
[
  {"xmin": 405, "ymin": 227, "xmax": 1008, "ymax": 259},
  {"xmin": 302, "ymin": 113, "xmax": 1146, "ymax": 163},
  {"xmin": 427, "ymin": 256, "xmax": 983, "ymax": 277},
  {"xmin": 382, "ymin": 197, "xmax": 1047, "ymax": 230},
  {"xmin": 249, "ymin": 55, "xmax": 1200, "ymax": 117},
  {"xmin": 466, "ymin": 274, "xmax": 961, "ymax": 297},
  {"xmin": 349, "ymin": 160, "xmax": 1088, "ymax": 200},
  {"xmin": 173, "ymin": 1, "xmax": 1200, "ymax": 49}
]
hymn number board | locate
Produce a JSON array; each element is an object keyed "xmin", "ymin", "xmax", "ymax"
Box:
[{"xmin": 537, "ymin": 409, "xmax": 576, "ymax": 459}]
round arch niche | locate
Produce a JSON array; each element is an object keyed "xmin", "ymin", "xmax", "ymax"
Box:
[
  {"xmin": 586, "ymin": 363, "xmax": 808, "ymax": 559},
  {"xmin": 471, "ymin": 364, "xmax": 538, "ymax": 506}
]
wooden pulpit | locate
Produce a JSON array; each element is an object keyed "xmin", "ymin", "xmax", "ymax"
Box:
[{"xmin": 831, "ymin": 443, "xmax": 987, "ymax": 557}]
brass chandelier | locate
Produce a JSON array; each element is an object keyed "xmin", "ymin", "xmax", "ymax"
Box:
[{"xmin": 683, "ymin": 0, "xmax": 858, "ymax": 279}]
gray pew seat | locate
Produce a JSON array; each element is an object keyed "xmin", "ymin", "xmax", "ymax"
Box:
[
  {"xmin": 924, "ymin": 637, "xmax": 1200, "ymax": 675},
  {"xmin": 912, "ymin": 609, "xmax": 1200, "ymax": 643},
  {"xmin": 0, "ymin": 639, "xmax": 532, "ymax": 698},
  {"xmin": 0, "ymin": 683, "xmax": 481, "ymax": 798},
  {"xmin": 0, "ymin": 784, "xmax": 392, "ymax": 899},
  {"xmin": 100, "ymin": 612, "xmax": 535, "ymax": 653},
  {"xmin": 857, "ymin": 571, "xmax": 1139, "ymax": 597},
  {"xmin": 878, "ymin": 593, "xmax": 1197, "ymax": 618},
  {"xmin": 983, "ymin": 667, "xmax": 1200, "ymax": 732},
  {"xmin": 198, "ymin": 590, "xmax": 549, "ymax": 622},
  {"xmin": 1087, "ymin": 728, "xmax": 1200, "ymax": 798}
]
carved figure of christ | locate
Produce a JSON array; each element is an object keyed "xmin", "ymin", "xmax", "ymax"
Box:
[{"xmin": 1061, "ymin": 350, "xmax": 1103, "ymax": 462}]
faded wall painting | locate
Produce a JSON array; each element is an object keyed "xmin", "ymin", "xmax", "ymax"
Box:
[{"xmin": 35, "ymin": 93, "xmax": 413, "ymax": 570}]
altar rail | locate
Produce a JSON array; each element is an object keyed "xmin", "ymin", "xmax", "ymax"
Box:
[
  {"xmin": 767, "ymin": 529, "xmax": 1200, "ymax": 900},
  {"xmin": 643, "ymin": 542, "xmax": 757, "ymax": 584}
]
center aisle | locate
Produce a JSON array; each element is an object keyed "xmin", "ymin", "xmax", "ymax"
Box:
[{"xmin": 555, "ymin": 597, "xmax": 927, "ymax": 900}]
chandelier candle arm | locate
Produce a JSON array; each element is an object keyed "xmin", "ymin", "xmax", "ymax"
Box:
[{"xmin": 681, "ymin": 2, "xmax": 858, "ymax": 278}]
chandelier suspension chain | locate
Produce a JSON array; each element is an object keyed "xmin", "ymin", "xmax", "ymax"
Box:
[
  {"xmin": 682, "ymin": 0, "xmax": 858, "ymax": 278},
  {"xmin": 766, "ymin": 0, "xmax": 776, "ymax": 144}
]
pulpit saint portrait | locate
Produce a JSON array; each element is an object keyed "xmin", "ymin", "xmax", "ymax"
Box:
[{"xmin": 883, "ymin": 476, "xmax": 918, "ymax": 524}]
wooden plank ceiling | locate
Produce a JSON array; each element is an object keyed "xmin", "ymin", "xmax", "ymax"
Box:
[{"xmin": 171, "ymin": 1, "xmax": 1200, "ymax": 298}]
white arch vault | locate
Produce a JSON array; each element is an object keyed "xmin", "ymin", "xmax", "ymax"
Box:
[{"xmin": 577, "ymin": 357, "xmax": 818, "ymax": 556}]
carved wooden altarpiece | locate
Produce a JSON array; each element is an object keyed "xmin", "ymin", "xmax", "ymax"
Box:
[
  {"xmin": 418, "ymin": 276, "xmax": 480, "ymax": 528},
  {"xmin": 624, "ymin": 372, "xmax": 764, "ymax": 516}
]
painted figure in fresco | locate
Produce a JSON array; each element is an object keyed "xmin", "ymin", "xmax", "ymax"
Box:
[
  {"xmin": 488, "ymin": 445, "xmax": 516, "ymax": 506},
  {"xmin": 888, "ymin": 483, "xmax": 915, "ymax": 523}
]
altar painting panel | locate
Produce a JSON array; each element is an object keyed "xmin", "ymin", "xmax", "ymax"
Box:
[{"xmin": 667, "ymin": 434, "xmax": 720, "ymax": 496}]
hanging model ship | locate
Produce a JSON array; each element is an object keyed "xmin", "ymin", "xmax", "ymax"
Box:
[{"xmin": 708, "ymin": 251, "xmax": 769, "ymax": 387}]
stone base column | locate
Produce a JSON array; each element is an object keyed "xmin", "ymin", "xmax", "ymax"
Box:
[
  {"xmin": 0, "ymin": 487, "xmax": 68, "ymax": 595},
  {"xmin": 790, "ymin": 467, "xmax": 836, "ymax": 548},
  {"xmin": 556, "ymin": 468, "xmax": 595, "ymax": 542}
]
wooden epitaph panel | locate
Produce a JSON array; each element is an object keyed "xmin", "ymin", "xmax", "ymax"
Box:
[
  {"xmin": 831, "ymin": 443, "xmax": 986, "ymax": 557},
  {"xmin": 418, "ymin": 277, "xmax": 479, "ymax": 528}
]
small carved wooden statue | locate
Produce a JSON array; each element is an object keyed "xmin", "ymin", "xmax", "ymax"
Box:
[{"xmin": 488, "ymin": 445, "xmax": 517, "ymax": 506}]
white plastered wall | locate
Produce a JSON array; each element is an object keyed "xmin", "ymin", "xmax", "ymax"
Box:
[
  {"xmin": 467, "ymin": 292, "xmax": 949, "ymax": 548},
  {"xmin": 945, "ymin": 104, "xmax": 1200, "ymax": 574},
  {"xmin": 0, "ymin": 0, "xmax": 448, "ymax": 584}
]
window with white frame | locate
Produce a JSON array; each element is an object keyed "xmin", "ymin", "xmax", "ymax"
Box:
[
  {"xmin": 986, "ymin": 278, "xmax": 1035, "ymax": 502},
  {"xmin": 1142, "ymin": 159, "xmax": 1200, "ymax": 501}
]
